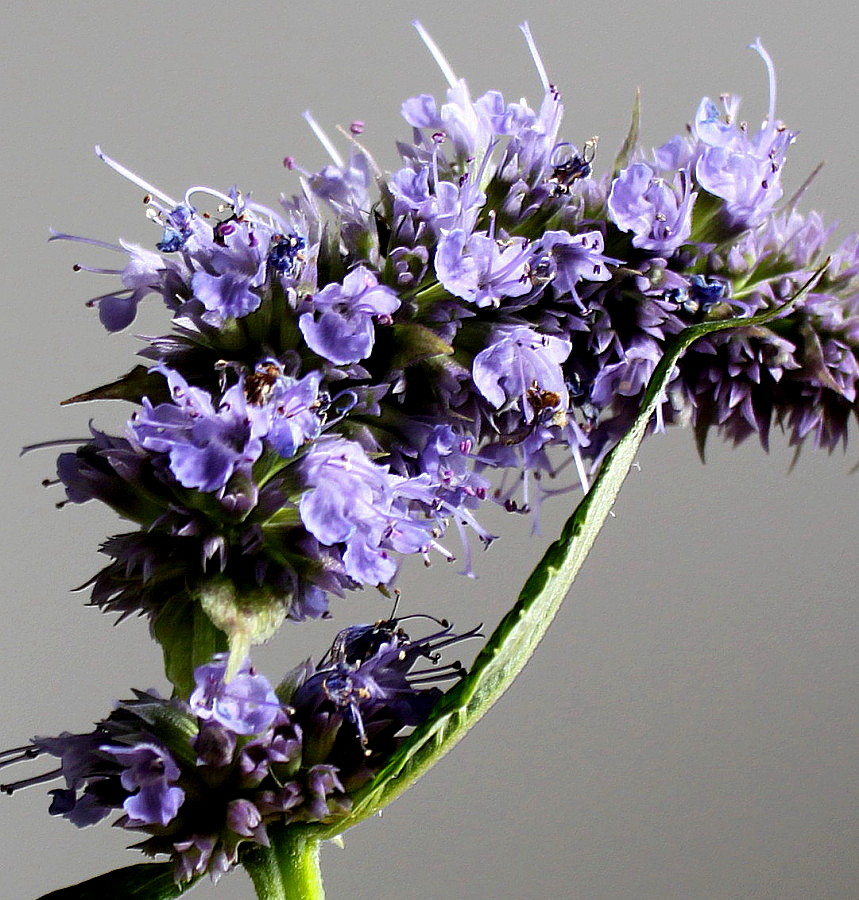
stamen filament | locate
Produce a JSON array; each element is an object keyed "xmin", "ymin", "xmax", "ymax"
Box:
[
  {"xmin": 1, "ymin": 767, "xmax": 63, "ymax": 795},
  {"xmin": 749, "ymin": 38, "xmax": 777, "ymax": 125},
  {"xmin": 94, "ymin": 146, "xmax": 177, "ymax": 207},
  {"xmin": 412, "ymin": 21, "xmax": 458, "ymax": 89},
  {"xmin": 302, "ymin": 111, "xmax": 345, "ymax": 169},
  {"xmin": 184, "ymin": 185, "xmax": 236, "ymax": 209},
  {"xmin": 48, "ymin": 230, "xmax": 122, "ymax": 253},
  {"xmin": 519, "ymin": 22, "xmax": 550, "ymax": 94},
  {"xmin": 20, "ymin": 437, "xmax": 92, "ymax": 456}
]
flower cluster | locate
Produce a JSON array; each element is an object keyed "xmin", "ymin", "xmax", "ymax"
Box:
[
  {"xmin": 12, "ymin": 22, "xmax": 859, "ymax": 891},
  {"xmin": 1, "ymin": 619, "xmax": 477, "ymax": 882},
  {"xmin": 47, "ymin": 24, "xmax": 859, "ymax": 710}
]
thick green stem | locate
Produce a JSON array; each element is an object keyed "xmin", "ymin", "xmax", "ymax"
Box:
[{"xmin": 244, "ymin": 828, "xmax": 325, "ymax": 900}]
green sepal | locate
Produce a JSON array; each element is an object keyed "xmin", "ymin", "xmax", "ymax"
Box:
[
  {"xmin": 125, "ymin": 691, "xmax": 200, "ymax": 769},
  {"xmin": 61, "ymin": 365, "xmax": 168, "ymax": 407},
  {"xmin": 36, "ymin": 863, "xmax": 196, "ymax": 900},
  {"xmin": 152, "ymin": 594, "xmax": 228, "ymax": 699},
  {"xmin": 689, "ymin": 189, "xmax": 732, "ymax": 246},
  {"xmin": 315, "ymin": 220, "xmax": 345, "ymax": 288},
  {"xmin": 612, "ymin": 87, "xmax": 641, "ymax": 176},
  {"xmin": 309, "ymin": 267, "xmax": 825, "ymax": 840},
  {"xmin": 388, "ymin": 323, "xmax": 454, "ymax": 370}
]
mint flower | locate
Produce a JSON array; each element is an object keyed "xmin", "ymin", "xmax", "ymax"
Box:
[
  {"xmin": 108, "ymin": 743, "xmax": 185, "ymax": 827},
  {"xmin": 131, "ymin": 366, "xmax": 263, "ymax": 494},
  {"xmin": 607, "ymin": 163, "xmax": 696, "ymax": 253},
  {"xmin": 189, "ymin": 656, "xmax": 281, "ymax": 736},
  {"xmin": 298, "ymin": 265, "xmax": 400, "ymax": 364}
]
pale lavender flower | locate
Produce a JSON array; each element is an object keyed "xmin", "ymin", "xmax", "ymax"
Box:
[
  {"xmin": 191, "ymin": 271, "xmax": 261, "ymax": 321},
  {"xmin": 607, "ymin": 163, "xmax": 696, "ymax": 253},
  {"xmin": 535, "ymin": 229, "xmax": 617, "ymax": 303},
  {"xmin": 691, "ymin": 39, "xmax": 796, "ymax": 227},
  {"xmin": 131, "ymin": 367, "xmax": 262, "ymax": 494},
  {"xmin": 435, "ymin": 230, "xmax": 532, "ymax": 307},
  {"xmin": 189, "ymin": 655, "xmax": 281, "ymax": 736},
  {"xmin": 106, "ymin": 742, "xmax": 185, "ymax": 826},
  {"xmin": 297, "ymin": 439, "xmax": 398, "ymax": 584},
  {"xmin": 299, "ymin": 265, "xmax": 400, "ymax": 364},
  {"xmin": 472, "ymin": 325, "xmax": 571, "ymax": 422}
]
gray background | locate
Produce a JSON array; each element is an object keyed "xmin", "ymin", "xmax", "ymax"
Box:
[{"xmin": 2, "ymin": 2, "xmax": 858, "ymax": 898}]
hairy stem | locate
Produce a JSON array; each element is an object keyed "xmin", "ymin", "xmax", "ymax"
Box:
[{"xmin": 244, "ymin": 828, "xmax": 324, "ymax": 900}]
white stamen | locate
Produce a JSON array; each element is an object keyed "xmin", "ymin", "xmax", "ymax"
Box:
[
  {"xmin": 519, "ymin": 22, "xmax": 550, "ymax": 94},
  {"xmin": 572, "ymin": 445, "xmax": 590, "ymax": 494},
  {"xmin": 184, "ymin": 185, "xmax": 237, "ymax": 209},
  {"xmin": 749, "ymin": 37, "xmax": 777, "ymax": 126},
  {"xmin": 412, "ymin": 20, "xmax": 458, "ymax": 89},
  {"xmin": 246, "ymin": 200, "xmax": 286, "ymax": 230},
  {"xmin": 94, "ymin": 146, "xmax": 177, "ymax": 207},
  {"xmin": 302, "ymin": 111, "xmax": 345, "ymax": 169},
  {"xmin": 48, "ymin": 229, "xmax": 122, "ymax": 252}
]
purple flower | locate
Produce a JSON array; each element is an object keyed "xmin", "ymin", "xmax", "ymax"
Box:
[
  {"xmin": 607, "ymin": 163, "xmax": 696, "ymax": 253},
  {"xmin": 691, "ymin": 40, "xmax": 796, "ymax": 227},
  {"xmin": 534, "ymin": 229, "xmax": 617, "ymax": 303},
  {"xmin": 193, "ymin": 722, "xmax": 237, "ymax": 768},
  {"xmin": 590, "ymin": 335, "xmax": 666, "ymax": 407},
  {"xmin": 238, "ymin": 715, "xmax": 302, "ymax": 787},
  {"xmin": 189, "ymin": 655, "xmax": 281, "ymax": 736},
  {"xmin": 226, "ymin": 798, "xmax": 269, "ymax": 843},
  {"xmin": 105, "ymin": 742, "xmax": 185, "ymax": 827},
  {"xmin": 389, "ymin": 165, "xmax": 435, "ymax": 218},
  {"xmin": 130, "ymin": 367, "xmax": 262, "ymax": 494},
  {"xmin": 435, "ymin": 230, "xmax": 532, "ymax": 308},
  {"xmin": 49, "ymin": 230, "xmax": 189, "ymax": 332},
  {"xmin": 389, "ymin": 163, "xmax": 482, "ymax": 239},
  {"xmin": 472, "ymin": 325, "xmax": 572, "ymax": 423},
  {"xmin": 402, "ymin": 80, "xmax": 497, "ymax": 161},
  {"xmin": 0, "ymin": 616, "xmax": 479, "ymax": 879},
  {"xmin": 305, "ymin": 140, "xmax": 373, "ymax": 225},
  {"xmin": 417, "ymin": 425, "xmax": 490, "ymax": 509},
  {"xmin": 299, "ymin": 265, "xmax": 400, "ymax": 364},
  {"xmin": 191, "ymin": 270, "xmax": 261, "ymax": 321},
  {"xmin": 293, "ymin": 620, "xmax": 480, "ymax": 760},
  {"xmin": 403, "ymin": 23, "xmax": 562, "ymax": 181},
  {"xmin": 301, "ymin": 765, "xmax": 349, "ymax": 821},
  {"xmin": 243, "ymin": 362, "xmax": 324, "ymax": 459},
  {"xmin": 298, "ymin": 438, "xmax": 401, "ymax": 585},
  {"xmin": 31, "ymin": 733, "xmax": 105, "ymax": 793},
  {"xmin": 173, "ymin": 835, "xmax": 222, "ymax": 883}
]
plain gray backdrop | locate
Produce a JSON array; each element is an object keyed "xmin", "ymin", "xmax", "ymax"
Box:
[{"xmin": 2, "ymin": 2, "xmax": 858, "ymax": 898}]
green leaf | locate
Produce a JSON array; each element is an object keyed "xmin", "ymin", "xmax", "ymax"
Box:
[
  {"xmin": 152, "ymin": 594, "xmax": 228, "ymax": 698},
  {"xmin": 61, "ymin": 365, "xmax": 167, "ymax": 406},
  {"xmin": 36, "ymin": 863, "xmax": 196, "ymax": 900},
  {"xmin": 312, "ymin": 269, "xmax": 825, "ymax": 840}
]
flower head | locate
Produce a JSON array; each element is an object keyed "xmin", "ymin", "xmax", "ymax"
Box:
[
  {"xmin": 38, "ymin": 26, "xmax": 859, "ymax": 675},
  {"xmin": 1, "ymin": 619, "xmax": 478, "ymax": 880}
]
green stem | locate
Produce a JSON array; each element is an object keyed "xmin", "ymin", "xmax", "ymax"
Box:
[{"xmin": 244, "ymin": 827, "xmax": 325, "ymax": 900}]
